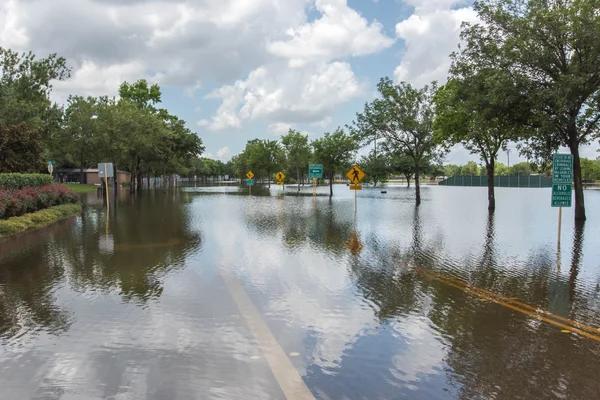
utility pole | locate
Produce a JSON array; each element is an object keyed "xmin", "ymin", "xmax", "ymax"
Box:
[{"xmin": 507, "ymin": 149, "xmax": 511, "ymax": 168}]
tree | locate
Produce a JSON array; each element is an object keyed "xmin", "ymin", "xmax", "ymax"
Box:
[
  {"xmin": 0, "ymin": 123, "xmax": 45, "ymax": 173},
  {"xmin": 118, "ymin": 79, "xmax": 161, "ymax": 111},
  {"xmin": 311, "ymin": 128, "xmax": 358, "ymax": 196},
  {"xmin": 495, "ymin": 162, "xmax": 509, "ymax": 176},
  {"xmin": 387, "ymin": 147, "xmax": 415, "ymax": 187},
  {"xmin": 509, "ymin": 162, "xmax": 535, "ymax": 176},
  {"xmin": 61, "ymin": 96, "xmax": 101, "ymax": 183},
  {"xmin": 434, "ymin": 76, "xmax": 525, "ymax": 211},
  {"xmin": 360, "ymin": 150, "xmax": 389, "ymax": 187},
  {"xmin": 580, "ymin": 158, "xmax": 600, "ymax": 180},
  {"xmin": 352, "ymin": 77, "xmax": 443, "ymax": 205},
  {"xmin": 460, "ymin": 161, "xmax": 479, "ymax": 176},
  {"xmin": 443, "ymin": 164, "xmax": 460, "ymax": 178},
  {"xmin": 281, "ymin": 129, "xmax": 311, "ymax": 191},
  {"xmin": 456, "ymin": 0, "xmax": 600, "ymax": 220},
  {"xmin": 0, "ymin": 47, "xmax": 70, "ymax": 131}
]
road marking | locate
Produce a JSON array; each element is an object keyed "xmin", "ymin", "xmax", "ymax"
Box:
[
  {"xmin": 221, "ymin": 269, "xmax": 315, "ymax": 400},
  {"xmin": 427, "ymin": 271, "xmax": 600, "ymax": 335},
  {"xmin": 417, "ymin": 269, "xmax": 600, "ymax": 342}
]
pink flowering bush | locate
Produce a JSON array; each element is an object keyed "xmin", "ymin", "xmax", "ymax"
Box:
[{"xmin": 0, "ymin": 184, "xmax": 78, "ymax": 220}]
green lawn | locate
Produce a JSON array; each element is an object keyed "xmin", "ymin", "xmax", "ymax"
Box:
[{"xmin": 64, "ymin": 183, "xmax": 98, "ymax": 193}]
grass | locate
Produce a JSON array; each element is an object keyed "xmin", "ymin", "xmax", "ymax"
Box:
[
  {"xmin": 64, "ymin": 183, "xmax": 99, "ymax": 193},
  {"xmin": 0, "ymin": 203, "xmax": 82, "ymax": 238}
]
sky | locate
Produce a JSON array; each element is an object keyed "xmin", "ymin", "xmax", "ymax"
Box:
[{"xmin": 1, "ymin": 0, "xmax": 598, "ymax": 164}]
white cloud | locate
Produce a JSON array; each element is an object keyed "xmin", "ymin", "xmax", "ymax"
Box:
[
  {"xmin": 393, "ymin": 2, "xmax": 478, "ymax": 87},
  {"xmin": 207, "ymin": 61, "xmax": 364, "ymax": 130},
  {"xmin": 267, "ymin": 0, "xmax": 394, "ymax": 67},
  {"xmin": 196, "ymin": 119, "xmax": 209, "ymax": 127},
  {"xmin": 310, "ymin": 116, "xmax": 332, "ymax": 129},
  {"xmin": 269, "ymin": 122, "xmax": 294, "ymax": 136},
  {"xmin": 0, "ymin": 0, "xmax": 311, "ymax": 99},
  {"xmin": 216, "ymin": 146, "xmax": 231, "ymax": 160}
]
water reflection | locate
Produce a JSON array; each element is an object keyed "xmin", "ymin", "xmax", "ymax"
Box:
[{"xmin": 0, "ymin": 187, "xmax": 599, "ymax": 399}]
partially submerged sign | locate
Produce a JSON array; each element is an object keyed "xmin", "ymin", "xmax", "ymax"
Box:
[{"xmin": 247, "ymin": 178, "xmax": 254, "ymax": 186}]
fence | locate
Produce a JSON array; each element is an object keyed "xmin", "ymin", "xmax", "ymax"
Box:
[{"xmin": 439, "ymin": 175, "xmax": 553, "ymax": 188}]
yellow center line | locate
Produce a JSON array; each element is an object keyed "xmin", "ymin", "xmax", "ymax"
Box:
[
  {"xmin": 416, "ymin": 269, "xmax": 600, "ymax": 343},
  {"xmin": 423, "ymin": 270, "xmax": 600, "ymax": 335},
  {"xmin": 220, "ymin": 266, "xmax": 315, "ymax": 400}
]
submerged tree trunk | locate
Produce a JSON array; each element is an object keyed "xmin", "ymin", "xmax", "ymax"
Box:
[
  {"xmin": 486, "ymin": 159, "xmax": 496, "ymax": 212},
  {"xmin": 296, "ymin": 166, "xmax": 300, "ymax": 192},
  {"xmin": 568, "ymin": 133, "xmax": 586, "ymax": 221},
  {"xmin": 414, "ymin": 167, "xmax": 421, "ymax": 205},
  {"xmin": 404, "ymin": 173, "xmax": 411, "ymax": 188},
  {"xmin": 80, "ymin": 152, "xmax": 85, "ymax": 184},
  {"xmin": 329, "ymin": 171, "xmax": 334, "ymax": 197},
  {"xmin": 113, "ymin": 162, "xmax": 118, "ymax": 192}
]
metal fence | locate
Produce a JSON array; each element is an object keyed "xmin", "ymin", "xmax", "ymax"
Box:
[{"xmin": 439, "ymin": 175, "xmax": 554, "ymax": 188}]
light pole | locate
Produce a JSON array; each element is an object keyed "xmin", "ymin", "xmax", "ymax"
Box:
[{"xmin": 507, "ymin": 149, "xmax": 511, "ymax": 168}]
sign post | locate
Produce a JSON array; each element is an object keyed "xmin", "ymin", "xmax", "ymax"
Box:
[
  {"xmin": 47, "ymin": 161, "xmax": 54, "ymax": 175},
  {"xmin": 346, "ymin": 164, "xmax": 366, "ymax": 214},
  {"xmin": 551, "ymin": 154, "xmax": 573, "ymax": 247},
  {"xmin": 246, "ymin": 171, "xmax": 254, "ymax": 195},
  {"xmin": 308, "ymin": 164, "xmax": 323, "ymax": 199}
]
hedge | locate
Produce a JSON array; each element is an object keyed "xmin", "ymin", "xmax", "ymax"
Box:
[
  {"xmin": 0, "ymin": 184, "xmax": 78, "ymax": 220},
  {"xmin": 0, "ymin": 204, "xmax": 81, "ymax": 238},
  {"xmin": 0, "ymin": 173, "xmax": 54, "ymax": 189}
]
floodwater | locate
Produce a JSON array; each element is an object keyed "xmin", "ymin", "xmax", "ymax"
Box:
[{"xmin": 1, "ymin": 183, "xmax": 599, "ymax": 400}]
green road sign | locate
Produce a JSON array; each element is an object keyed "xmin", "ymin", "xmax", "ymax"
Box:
[
  {"xmin": 552, "ymin": 154, "xmax": 573, "ymax": 184},
  {"xmin": 552, "ymin": 184, "xmax": 572, "ymax": 207},
  {"xmin": 246, "ymin": 179, "xmax": 254, "ymax": 186},
  {"xmin": 309, "ymin": 164, "xmax": 323, "ymax": 179},
  {"xmin": 49, "ymin": 160, "xmax": 56, "ymax": 165}
]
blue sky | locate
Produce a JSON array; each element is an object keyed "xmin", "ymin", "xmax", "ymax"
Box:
[{"xmin": 1, "ymin": 0, "xmax": 597, "ymax": 164}]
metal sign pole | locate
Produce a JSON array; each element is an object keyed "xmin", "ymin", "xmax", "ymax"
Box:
[
  {"xmin": 354, "ymin": 188, "xmax": 357, "ymax": 215},
  {"xmin": 558, "ymin": 207, "xmax": 562, "ymax": 247}
]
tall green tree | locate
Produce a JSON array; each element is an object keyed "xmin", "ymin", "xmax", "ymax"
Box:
[
  {"xmin": 455, "ymin": 0, "xmax": 600, "ymax": 220},
  {"xmin": 281, "ymin": 129, "xmax": 311, "ymax": 191},
  {"xmin": 389, "ymin": 151, "xmax": 416, "ymax": 187},
  {"xmin": 434, "ymin": 76, "xmax": 525, "ymax": 211},
  {"xmin": 62, "ymin": 96, "xmax": 101, "ymax": 183},
  {"xmin": 311, "ymin": 128, "xmax": 358, "ymax": 196},
  {"xmin": 0, "ymin": 123, "xmax": 46, "ymax": 173},
  {"xmin": 360, "ymin": 150, "xmax": 389, "ymax": 187},
  {"xmin": 118, "ymin": 79, "xmax": 161, "ymax": 111},
  {"xmin": 0, "ymin": 47, "xmax": 70, "ymax": 131},
  {"xmin": 351, "ymin": 77, "xmax": 442, "ymax": 205}
]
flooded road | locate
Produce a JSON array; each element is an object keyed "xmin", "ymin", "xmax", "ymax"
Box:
[{"xmin": 1, "ymin": 184, "xmax": 599, "ymax": 399}]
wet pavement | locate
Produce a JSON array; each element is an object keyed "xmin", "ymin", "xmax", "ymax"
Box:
[{"xmin": 1, "ymin": 184, "xmax": 599, "ymax": 399}]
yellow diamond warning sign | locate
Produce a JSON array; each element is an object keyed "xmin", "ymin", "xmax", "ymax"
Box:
[
  {"xmin": 275, "ymin": 171, "xmax": 285, "ymax": 182},
  {"xmin": 346, "ymin": 165, "xmax": 365, "ymax": 184},
  {"xmin": 246, "ymin": 171, "xmax": 254, "ymax": 179}
]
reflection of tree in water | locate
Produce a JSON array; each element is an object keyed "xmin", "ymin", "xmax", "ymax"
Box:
[
  {"xmin": 0, "ymin": 239, "xmax": 73, "ymax": 338},
  {"xmin": 347, "ymin": 209, "xmax": 600, "ymax": 399},
  {"xmin": 65, "ymin": 193, "xmax": 202, "ymax": 303},
  {"xmin": 0, "ymin": 193, "xmax": 201, "ymax": 338},
  {"xmin": 243, "ymin": 200, "xmax": 354, "ymax": 257}
]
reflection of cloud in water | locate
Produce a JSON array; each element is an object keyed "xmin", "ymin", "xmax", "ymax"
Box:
[
  {"xmin": 389, "ymin": 315, "xmax": 448, "ymax": 387},
  {"xmin": 210, "ymin": 203, "xmax": 378, "ymax": 374}
]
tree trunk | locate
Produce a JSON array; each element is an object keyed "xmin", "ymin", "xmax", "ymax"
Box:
[
  {"xmin": 268, "ymin": 170, "xmax": 271, "ymax": 188},
  {"xmin": 113, "ymin": 162, "xmax": 118, "ymax": 192},
  {"xmin": 329, "ymin": 171, "xmax": 334, "ymax": 197},
  {"xmin": 568, "ymin": 137, "xmax": 586, "ymax": 221},
  {"xmin": 147, "ymin": 175, "xmax": 150, "ymax": 188},
  {"xmin": 130, "ymin": 159, "xmax": 136, "ymax": 194},
  {"xmin": 486, "ymin": 159, "xmax": 496, "ymax": 212},
  {"xmin": 415, "ymin": 167, "xmax": 421, "ymax": 205},
  {"xmin": 404, "ymin": 173, "xmax": 411, "ymax": 188},
  {"xmin": 296, "ymin": 166, "xmax": 300, "ymax": 192},
  {"xmin": 80, "ymin": 152, "xmax": 85, "ymax": 184}
]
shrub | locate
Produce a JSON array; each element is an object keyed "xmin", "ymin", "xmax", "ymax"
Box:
[
  {"xmin": 0, "ymin": 184, "xmax": 77, "ymax": 220},
  {"xmin": 0, "ymin": 173, "xmax": 54, "ymax": 189},
  {"xmin": 0, "ymin": 204, "xmax": 81, "ymax": 237}
]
